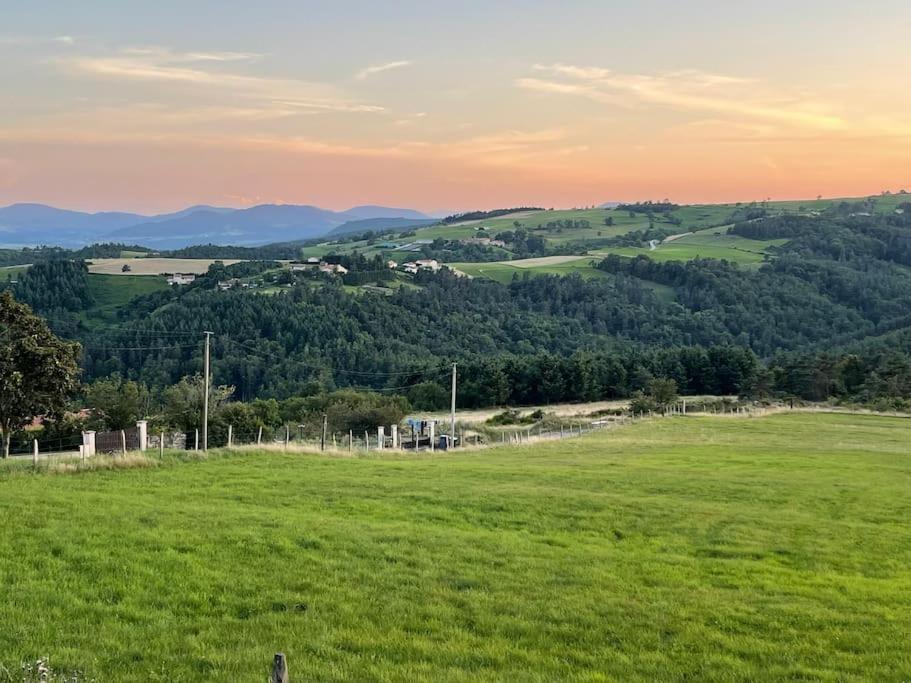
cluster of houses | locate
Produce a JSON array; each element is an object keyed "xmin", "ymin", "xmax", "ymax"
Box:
[
  {"xmin": 398, "ymin": 258, "xmax": 442, "ymax": 275},
  {"xmin": 289, "ymin": 257, "xmax": 349, "ymax": 275},
  {"xmin": 288, "ymin": 257, "xmax": 443, "ymax": 277},
  {"xmin": 217, "ymin": 278, "xmax": 262, "ymax": 291}
]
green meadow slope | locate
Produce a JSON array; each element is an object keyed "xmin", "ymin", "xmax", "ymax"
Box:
[{"xmin": 1, "ymin": 413, "xmax": 909, "ymax": 681}]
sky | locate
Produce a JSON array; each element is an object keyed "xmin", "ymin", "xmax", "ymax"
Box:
[{"xmin": 1, "ymin": 0, "xmax": 910, "ymax": 213}]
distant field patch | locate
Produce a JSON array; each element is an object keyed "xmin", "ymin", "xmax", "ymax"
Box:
[
  {"xmin": 453, "ymin": 256, "xmax": 607, "ymax": 283},
  {"xmin": 0, "ymin": 264, "xmax": 30, "ymax": 279},
  {"xmin": 87, "ymin": 257, "xmax": 243, "ymax": 275},
  {"xmin": 594, "ymin": 228, "xmax": 785, "ymax": 265},
  {"xmin": 82, "ymin": 274, "xmax": 168, "ymax": 325}
]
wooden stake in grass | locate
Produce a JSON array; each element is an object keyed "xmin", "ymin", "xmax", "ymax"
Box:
[
  {"xmin": 120, "ymin": 430, "xmax": 127, "ymax": 457},
  {"xmin": 257, "ymin": 426, "xmax": 263, "ymax": 446},
  {"xmin": 32, "ymin": 439, "xmax": 38, "ymax": 467},
  {"xmin": 159, "ymin": 432, "xmax": 164, "ymax": 459}
]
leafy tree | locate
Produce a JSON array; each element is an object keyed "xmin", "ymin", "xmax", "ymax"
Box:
[
  {"xmin": 0, "ymin": 292, "xmax": 81, "ymax": 458},
  {"xmin": 161, "ymin": 375, "xmax": 233, "ymax": 432},
  {"xmin": 646, "ymin": 378, "xmax": 678, "ymax": 407},
  {"xmin": 84, "ymin": 375, "xmax": 151, "ymax": 430},
  {"xmin": 407, "ymin": 382, "xmax": 450, "ymax": 410}
]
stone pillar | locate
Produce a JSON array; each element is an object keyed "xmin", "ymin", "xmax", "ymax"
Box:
[
  {"xmin": 82, "ymin": 431, "xmax": 96, "ymax": 457},
  {"xmin": 377, "ymin": 426, "xmax": 385, "ymax": 450},
  {"xmin": 390, "ymin": 424, "xmax": 398, "ymax": 449},
  {"xmin": 136, "ymin": 420, "xmax": 148, "ymax": 452}
]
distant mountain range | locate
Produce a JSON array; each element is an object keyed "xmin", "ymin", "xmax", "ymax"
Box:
[
  {"xmin": 0, "ymin": 203, "xmax": 435, "ymax": 249},
  {"xmin": 327, "ymin": 216, "xmax": 437, "ymax": 238}
]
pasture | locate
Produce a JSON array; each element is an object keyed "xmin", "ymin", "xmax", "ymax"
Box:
[
  {"xmin": 453, "ymin": 256, "xmax": 608, "ymax": 283},
  {"xmin": 594, "ymin": 227, "xmax": 785, "ymax": 265},
  {"xmin": 0, "ymin": 413, "xmax": 908, "ymax": 681},
  {"xmin": 81, "ymin": 273, "xmax": 169, "ymax": 325}
]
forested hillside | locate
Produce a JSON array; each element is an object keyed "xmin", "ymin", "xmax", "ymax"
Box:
[{"xmin": 5, "ymin": 202, "xmax": 911, "ymax": 410}]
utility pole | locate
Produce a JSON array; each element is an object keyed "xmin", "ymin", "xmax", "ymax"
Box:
[
  {"xmin": 450, "ymin": 362, "xmax": 457, "ymax": 448},
  {"xmin": 203, "ymin": 331, "xmax": 212, "ymax": 452}
]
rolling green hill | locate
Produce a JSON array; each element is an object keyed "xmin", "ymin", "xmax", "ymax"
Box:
[{"xmin": 293, "ymin": 193, "xmax": 910, "ymax": 274}]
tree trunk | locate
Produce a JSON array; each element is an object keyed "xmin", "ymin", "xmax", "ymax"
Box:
[{"xmin": 1, "ymin": 426, "xmax": 9, "ymax": 459}]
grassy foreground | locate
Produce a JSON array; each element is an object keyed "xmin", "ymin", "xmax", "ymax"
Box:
[{"xmin": 1, "ymin": 413, "xmax": 909, "ymax": 681}]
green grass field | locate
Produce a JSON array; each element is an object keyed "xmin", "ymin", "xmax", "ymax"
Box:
[
  {"xmin": 452, "ymin": 256, "xmax": 608, "ymax": 283},
  {"xmin": 81, "ymin": 273, "xmax": 168, "ymax": 325},
  {"xmin": 0, "ymin": 264, "xmax": 31, "ymax": 279},
  {"xmin": 593, "ymin": 228, "xmax": 786, "ymax": 265},
  {"xmin": 1, "ymin": 413, "xmax": 908, "ymax": 680}
]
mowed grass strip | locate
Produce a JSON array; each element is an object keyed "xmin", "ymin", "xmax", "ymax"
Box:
[{"xmin": 0, "ymin": 414, "xmax": 909, "ymax": 681}]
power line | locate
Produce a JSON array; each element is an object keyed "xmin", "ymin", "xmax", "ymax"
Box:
[{"xmin": 218, "ymin": 336, "xmax": 450, "ymax": 379}]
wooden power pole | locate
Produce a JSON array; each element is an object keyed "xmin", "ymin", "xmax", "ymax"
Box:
[
  {"xmin": 203, "ymin": 331, "xmax": 212, "ymax": 452},
  {"xmin": 450, "ymin": 362, "xmax": 457, "ymax": 449}
]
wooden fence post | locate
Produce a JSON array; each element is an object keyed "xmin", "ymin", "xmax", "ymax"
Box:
[
  {"xmin": 32, "ymin": 439, "xmax": 38, "ymax": 467},
  {"xmin": 160, "ymin": 432, "xmax": 164, "ymax": 458},
  {"xmin": 271, "ymin": 652, "xmax": 289, "ymax": 683},
  {"xmin": 195, "ymin": 428, "xmax": 199, "ymax": 451},
  {"xmin": 257, "ymin": 426, "xmax": 263, "ymax": 445},
  {"xmin": 227, "ymin": 425, "xmax": 233, "ymax": 448},
  {"xmin": 284, "ymin": 425, "xmax": 290, "ymax": 450},
  {"xmin": 348, "ymin": 430, "xmax": 353, "ymax": 452},
  {"xmin": 120, "ymin": 430, "xmax": 127, "ymax": 457}
]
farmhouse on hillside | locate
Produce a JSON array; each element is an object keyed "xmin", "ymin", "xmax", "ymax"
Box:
[{"xmin": 165, "ymin": 273, "xmax": 196, "ymax": 286}]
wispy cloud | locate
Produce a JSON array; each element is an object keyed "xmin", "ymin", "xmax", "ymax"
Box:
[
  {"xmin": 0, "ymin": 35, "xmax": 76, "ymax": 46},
  {"xmin": 59, "ymin": 47, "xmax": 384, "ymax": 116},
  {"xmin": 518, "ymin": 63, "xmax": 846, "ymax": 131},
  {"xmin": 355, "ymin": 60, "xmax": 412, "ymax": 80}
]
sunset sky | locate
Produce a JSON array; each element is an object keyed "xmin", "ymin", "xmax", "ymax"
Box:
[{"xmin": 1, "ymin": 1, "xmax": 910, "ymax": 213}]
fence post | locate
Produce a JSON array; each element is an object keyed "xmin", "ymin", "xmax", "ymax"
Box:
[
  {"xmin": 377, "ymin": 426, "xmax": 385, "ymax": 451},
  {"xmin": 429, "ymin": 422, "xmax": 435, "ymax": 453},
  {"xmin": 390, "ymin": 424, "xmax": 398, "ymax": 449},
  {"xmin": 136, "ymin": 420, "xmax": 148, "ymax": 452},
  {"xmin": 80, "ymin": 445, "xmax": 85, "ymax": 464},
  {"xmin": 348, "ymin": 430, "xmax": 353, "ymax": 452},
  {"xmin": 159, "ymin": 432, "xmax": 164, "ymax": 458},
  {"xmin": 32, "ymin": 439, "xmax": 38, "ymax": 466},
  {"xmin": 284, "ymin": 425, "xmax": 289, "ymax": 450},
  {"xmin": 257, "ymin": 426, "xmax": 263, "ymax": 446},
  {"xmin": 321, "ymin": 414, "xmax": 328, "ymax": 451},
  {"xmin": 227, "ymin": 425, "xmax": 233, "ymax": 448},
  {"xmin": 195, "ymin": 429, "xmax": 199, "ymax": 451},
  {"xmin": 364, "ymin": 430, "xmax": 369, "ymax": 451},
  {"xmin": 271, "ymin": 653, "xmax": 289, "ymax": 683},
  {"xmin": 120, "ymin": 430, "xmax": 127, "ymax": 457}
]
